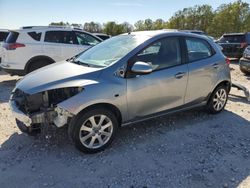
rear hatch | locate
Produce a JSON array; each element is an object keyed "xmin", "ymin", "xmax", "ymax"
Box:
[
  {"xmin": 217, "ymin": 34, "xmax": 247, "ymax": 58},
  {"xmin": 0, "ymin": 31, "xmax": 26, "ymax": 68},
  {"xmin": 0, "ymin": 31, "xmax": 9, "ymax": 63}
]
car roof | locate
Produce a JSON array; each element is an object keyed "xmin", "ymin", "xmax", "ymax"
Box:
[
  {"xmin": 180, "ymin": 30, "xmax": 205, "ymax": 34},
  {"xmin": 0, "ymin": 29, "xmax": 9, "ymax": 32},
  {"xmin": 122, "ymin": 29, "xmax": 210, "ymax": 40},
  {"xmin": 11, "ymin": 26, "xmax": 86, "ymax": 32},
  {"xmin": 123, "ymin": 29, "xmax": 177, "ymax": 37}
]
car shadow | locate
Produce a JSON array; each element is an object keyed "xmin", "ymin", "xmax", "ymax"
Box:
[
  {"xmin": 1, "ymin": 108, "xmax": 250, "ymax": 187},
  {"xmin": 229, "ymin": 94, "xmax": 250, "ymax": 104}
]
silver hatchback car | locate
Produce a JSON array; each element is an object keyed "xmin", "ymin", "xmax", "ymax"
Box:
[{"xmin": 10, "ymin": 30, "xmax": 231, "ymax": 153}]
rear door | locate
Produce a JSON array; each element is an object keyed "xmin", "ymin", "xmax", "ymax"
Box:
[
  {"xmin": 43, "ymin": 31, "xmax": 80, "ymax": 61},
  {"xmin": 43, "ymin": 31, "xmax": 63, "ymax": 61},
  {"xmin": 184, "ymin": 37, "xmax": 219, "ymax": 104}
]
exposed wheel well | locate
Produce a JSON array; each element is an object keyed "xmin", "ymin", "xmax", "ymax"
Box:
[
  {"xmin": 25, "ymin": 56, "xmax": 55, "ymax": 73},
  {"xmin": 77, "ymin": 103, "xmax": 122, "ymax": 126}
]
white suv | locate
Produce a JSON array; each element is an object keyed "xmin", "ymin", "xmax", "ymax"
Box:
[{"xmin": 0, "ymin": 26, "xmax": 102, "ymax": 75}]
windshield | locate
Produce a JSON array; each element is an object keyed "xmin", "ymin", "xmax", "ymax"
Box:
[{"xmin": 74, "ymin": 34, "xmax": 150, "ymax": 67}]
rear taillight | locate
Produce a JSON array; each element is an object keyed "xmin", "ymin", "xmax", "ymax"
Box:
[
  {"xmin": 3, "ymin": 43, "xmax": 25, "ymax": 50},
  {"xmin": 240, "ymin": 42, "xmax": 247, "ymax": 48},
  {"xmin": 226, "ymin": 58, "xmax": 230, "ymax": 65}
]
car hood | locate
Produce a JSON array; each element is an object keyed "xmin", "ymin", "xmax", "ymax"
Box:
[{"xmin": 16, "ymin": 61, "xmax": 103, "ymax": 94}]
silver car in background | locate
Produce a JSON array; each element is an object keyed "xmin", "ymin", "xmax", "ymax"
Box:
[{"xmin": 10, "ymin": 30, "xmax": 231, "ymax": 153}]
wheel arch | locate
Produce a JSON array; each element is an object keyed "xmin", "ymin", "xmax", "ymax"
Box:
[
  {"xmin": 207, "ymin": 80, "xmax": 231, "ymax": 104},
  {"xmin": 25, "ymin": 55, "xmax": 55, "ymax": 73},
  {"xmin": 73, "ymin": 103, "xmax": 122, "ymax": 126}
]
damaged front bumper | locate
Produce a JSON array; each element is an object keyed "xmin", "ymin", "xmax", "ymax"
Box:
[{"xmin": 9, "ymin": 99, "xmax": 72, "ymax": 133}]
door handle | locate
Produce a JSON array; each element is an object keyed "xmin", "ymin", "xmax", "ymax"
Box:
[
  {"xmin": 212, "ymin": 63, "xmax": 219, "ymax": 69},
  {"xmin": 175, "ymin": 72, "xmax": 186, "ymax": 79}
]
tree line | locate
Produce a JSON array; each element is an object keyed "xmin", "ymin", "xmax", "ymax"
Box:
[{"xmin": 50, "ymin": 0, "xmax": 250, "ymax": 38}]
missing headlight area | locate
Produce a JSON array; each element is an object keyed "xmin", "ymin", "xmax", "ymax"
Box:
[{"xmin": 11, "ymin": 87, "xmax": 82, "ymax": 129}]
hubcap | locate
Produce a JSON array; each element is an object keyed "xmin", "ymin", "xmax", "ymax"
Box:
[
  {"xmin": 213, "ymin": 89, "xmax": 227, "ymax": 111},
  {"xmin": 79, "ymin": 115, "xmax": 113, "ymax": 149}
]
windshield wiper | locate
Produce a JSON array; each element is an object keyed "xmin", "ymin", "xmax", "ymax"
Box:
[{"xmin": 70, "ymin": 59, "xmax": 90, "ymax": 67}]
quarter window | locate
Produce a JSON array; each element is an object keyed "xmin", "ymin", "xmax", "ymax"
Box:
[
  {"xmin": 186, "ymin": 38, "xmax": 213, "ymax": 62},
  {"xmin": 75, "ymin": 32, "xmax": 100, "ymax": 46},
  {"xmin": 28, "ymin": 32, "xmax": 41, "ymax": 41},
  {"xmin": 135, "ymin": 37, "xmax": 181, "ymax": 70},
  {"xmin": 44, "ymin": 31, "xmax": 77, "ymax": 44}
]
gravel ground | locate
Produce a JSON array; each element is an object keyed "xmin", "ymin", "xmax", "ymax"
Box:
[{"xmin": 0, "ymin": 62, "xmax": 249, "ymax": 188}]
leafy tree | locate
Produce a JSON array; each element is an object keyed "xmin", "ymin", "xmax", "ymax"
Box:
[
  {"xmin": 167, "ymin": 5, "xmax": 214, "ymax": 33},
  {"xmin": 134, "ymin": 20, "xmax": 145, "ymax": 31},
  {"xmin": 120, "ymin": 22, "xmax": 134, "ymax": 33},
  {"xmin": 103, "ymin": 22, "xmax": 123, "ymax": 36},
  {"xmin": 208, "ymin": 0, "xmax": 250, "ymax": 37},
  {"xmin": 83, "ymin": 22, "xmax": 102, "ymax": 33},
  {"xmin": 144, "ymin": 19, "xmax": 154, "ymax": 30},
  {"xmin": 49, "ymin": 0, "xmax": 250, "ymax": 37},
  {"xmin": 153, "ymin": 19, "xmax": 166, "ymax": 30},
  {"xmin": 49, "ymin": 21, "xmax": 70, "ymax": 26}
]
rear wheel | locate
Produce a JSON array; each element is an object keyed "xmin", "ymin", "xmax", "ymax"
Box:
[
  {"xmin": 69, "ymin": 108, "xmax": 118, "ymax": 153},
  {"xmin": 240, "ymin": 67, "xmax": 250, "ymax": 75},
  {"xmin": 207, "ymin": 85, "xmax": 229, "ymax": 114},
  {"xmin": 27, "ymin": 59, "xmax": 53, "ymax": 73}
]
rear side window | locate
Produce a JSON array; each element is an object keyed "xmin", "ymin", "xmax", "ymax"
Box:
[
  {"xmin": 28, "ymin": 32, "xmax": 41, "ymax": 41},
  {"xmin": 0, "ymin": 32, "xmax": 9, "ymax": 42},
  {"xmin": 44, "ymin": 31, "xmax": 77, "ymax": 44},
  {"xmin": 219, "ymin": 35, "xmax": 245, "ymax": 43},
  {"xmin": 186, "ymin": 38, "xmax": 213, "ymax": 62},
  {"xmin": 75, "ymin": 32, "xmax": 101, "ymax": 46},
  {"xmin": 5, "ymin": 31, "xmax": 19, "ymax": 43}
]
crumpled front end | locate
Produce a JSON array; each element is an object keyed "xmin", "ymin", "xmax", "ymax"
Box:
[{"xmin": 9, "ymin": 87, "xmax": 82, "ymax": 133}]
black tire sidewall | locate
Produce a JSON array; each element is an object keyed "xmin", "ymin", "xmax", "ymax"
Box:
[
  {"xmin": 28, "ymin": 60, "xmax": 51, "ymax": 73},
  {"xmin": 207, "ymin": 85, "xmax": 229, "ymax": 114},
  {"xmin": 71, "ymin": 108, "xmax": 118, "ymax": 153}
]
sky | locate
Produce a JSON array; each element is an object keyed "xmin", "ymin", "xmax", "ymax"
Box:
[{"xmin": 0, "ymin": 0, "xmax": 238, "ymax": 29}]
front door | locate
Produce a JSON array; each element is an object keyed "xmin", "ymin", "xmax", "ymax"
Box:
[{"xmin": 126, "ymin": 37, "xmax": 188, "ymax": 120}]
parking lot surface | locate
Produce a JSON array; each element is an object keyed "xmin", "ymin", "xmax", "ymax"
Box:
[{"xmin": 0, "ymin": 63, "xmax": 249, "ymax": 188}]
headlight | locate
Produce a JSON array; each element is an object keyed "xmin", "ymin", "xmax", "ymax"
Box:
[{"xmin": 48, "ymin": 87, "xmax": 83, "ymax": 106}]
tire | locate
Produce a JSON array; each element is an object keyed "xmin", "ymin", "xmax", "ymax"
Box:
[
  {"xmin": 240, "ymin": 67, "xmax": 250, "ymax": 75},
  {"xmin": 207, "ymin": 85, "xmax": 229, "ymax": 114},
  {"xmin": 27, "ymin": 60, "xmax": 52, "ymax": 73},
  {"xmin": 69, "ymin": 108, "xmax": 118, "ymax": 153}
]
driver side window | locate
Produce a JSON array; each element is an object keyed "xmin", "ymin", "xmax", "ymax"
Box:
[{"xmin": 135, "ymin": 37, "xmax": 181, "ymax": 71}]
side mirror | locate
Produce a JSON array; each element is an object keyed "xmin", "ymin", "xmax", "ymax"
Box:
[{"xmin": 131, "ymin": 61, "xmax": 153, "ymax": 75}]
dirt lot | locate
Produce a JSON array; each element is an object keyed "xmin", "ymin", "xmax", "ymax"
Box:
[{"xmin": 0, "ymin": 63, "xmax": 249, "ymax": 188}]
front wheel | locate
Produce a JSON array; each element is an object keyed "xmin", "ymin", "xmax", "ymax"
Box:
[
  {"xmin": 69, "ymin": 108, "xmax": 118, "ymax": 153},
  {"xmin": 207, "ymin": 85, "xmax": 229, "ymax": 114}
]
